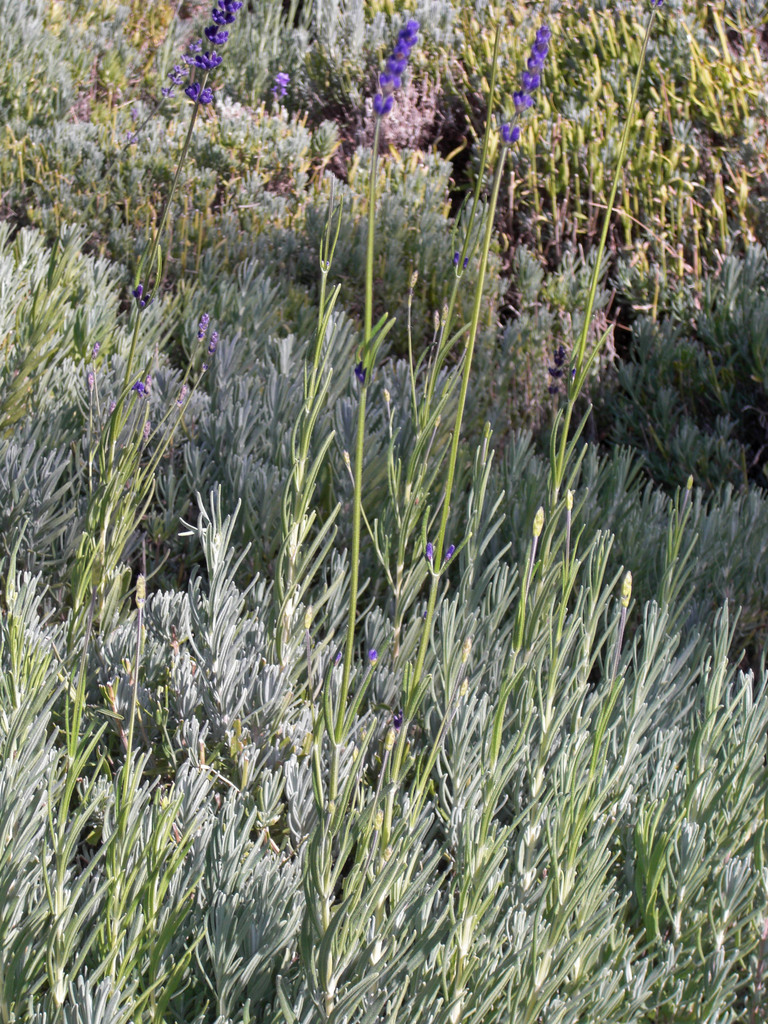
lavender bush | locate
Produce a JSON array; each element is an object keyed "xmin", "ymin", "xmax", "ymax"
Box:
[{"xmin": 0, "ymin": 2, "xmax": 765, "ymax": 1023}]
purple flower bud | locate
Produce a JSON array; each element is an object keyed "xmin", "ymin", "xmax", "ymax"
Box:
[
  {"xmin": 87, "ymin": 371, "xmax": 95, "ymax": 393},
  {"xmin": 368, "ymin": 649, "xmax": 378, "ymax": 664},
  {"xmin": 208, "ymin": 330, "xmax": 218, "ymax": 355},
  {"xmin": 211, "ymin": 9, "xmax": 235, "ymax": 24},
  {"xmin": 92, "ymin": 342, "xmax": 100, "ymax": 357},
  {"xmin": 188, "ymin": 39, "xmax": 202, "ymax": 52},
  {"xmin": 334, "ymin": 650, "xmax": 342, "ymax": 665},
  {"xmin": 425, "ymin": 542, "xmax": 434, "ymax": 563},
  {"xmin": 205, "ymin": 26, "xmax": 229, "ymax": 44},
  {"xmin": 379, "ymin": 71, "xmax": 400, "ymax": 95},
  {"xmin": 536, "ymin": 25, "xmax": 552, "ymax": 43},
  {"xmin": 162, "ymin": 87, "xmax": 174, "ymax": 98},
  {"xmin": 513, "ymin": 91, "xmax": 534, "ymax": 111},
  {"xmin": 144, "ymin": 374, "xmax": 152, "ymax": 392},
  {"xmin": 521, "ymin": 71, "xmax": 540, "ymax": 92},
  {"xmin": 132, "ymin": 380, "xmax": 146, "ymax": 396},
  {"xmin": 463, "ymin": 256, "xmax": 469, "ymax": 269},
  {"xmin": 132, "ymin": 283, "xmax": 151, "ymax": 308},
  {"xmin": 393, "ymin": 709, "xmax": 403, "ymax": 730},
  {"xmin": 190, "ymin": 50, "xmax": 223, "ymax": 70},
  {"xmin": 272, "ymin": 72, "xmax": 290, "ymax": 97},
  {"xmin": 453, "ymin": 251, "xmax": 460, "ymax": 267},
  {"xmin": 354, "ymin": 361, "xmax": 366, "ymax": 384},
  {"xmin": 197, "ymin": 312, "xmax": 210, "ymax": 339},
  {"xmin": 444, "ymin": 544, "xmax": 455, "ymax": 562},
  {"xmin": 501, "ymin": 122, "xmax": 521, "ymax": 145},
  {"xmin": 386, "ymin": 54, "xmax": 408, "ymax": 76},
  {"xmin": 185, "ymin": 83, "xmax": 214, "ymax": 104},
  {"xmin": 373, "ymin": 93, "xmax": 394, "ymax": 117},
  {"xmin": 143, "ymin": 421, "xmax": 151, "ymax": 440},
  {"xmin": 177, "ymin": 383, "xmax": 188, "ymax": 406}
]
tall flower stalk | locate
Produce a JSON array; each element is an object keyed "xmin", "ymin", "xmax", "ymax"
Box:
[{"xmin": 338, "ymin": 19, "xmax": 420, "ymax": 741}]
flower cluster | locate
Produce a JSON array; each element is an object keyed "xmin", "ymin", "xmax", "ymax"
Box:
[
  {"xmin": 132, "ymin": 283, "xmax": 151, "ymax": 308},
  {"xmin": 500, "ymin": 24, "xmax": 551, "ymax": 145},
  {"xmin": 272, "ymin": 72, "xmax": 290, "ymax": 98},
  {"xmin": 373, "ymin": 19, "xmax": 419, "ymax": 118},
  {"xmin": 548, "ymin": 344, "xmax": 567, "ymax": 394},
  {"xmin": 172, "ymin": 0, "xmax": 244, "ymax": 106},
  {"xmin": 163, "ymin": 63, "xmax": 189, "ymax": 99}
]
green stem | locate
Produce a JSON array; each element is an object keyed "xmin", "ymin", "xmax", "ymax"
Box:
[
  {"xmin": 409, "ymin": 136, "xmax": 508, "ymax": 705},
  {"xmin": 339, "ymin": 120, "xmax": 380, "ymax": 724}
]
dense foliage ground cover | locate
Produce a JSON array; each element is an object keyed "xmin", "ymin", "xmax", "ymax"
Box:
[{"xmin": 0, "ymin": 1, "xmax": 767, "ymax": 1021}]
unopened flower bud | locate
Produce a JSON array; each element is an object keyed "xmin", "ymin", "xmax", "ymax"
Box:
[
  {"xmin": 410, "ymin": 270, "xmax": 418, "ymax": 289},
  {"xmin": 343, "ymin": 450, "xmax": 351, "ymax": 470},
  {"xmin": 533, "ymin": 507, "xmax": 545, "ymax": 538},
  {"xmin": 384, "ymin": 727, "xmax": 396, "ymax": 751},
  {"xmin": 621, "ymin": 571, "xmax": 632, "ymax": 608},
  {"xmin": 566, "ymin": 490, "xmax": 573, "ymax": 511},
  {"xmin": 136, "ymin": 574, "xmax": 146, "ymax": 609},
  {"xmin": 304, "ymin": 605, "xmax": 313, "ymax": 630},
  {"xmin": 461, "ymin": 637, "xmax": 472, "ymax": 663},
  {"xmin": 686, "ymin": 475, "xmax": 693, "ymax": 491},
  {"xmin": 374, "ymin": 809, "xmax": 384, "ymax": 830}
]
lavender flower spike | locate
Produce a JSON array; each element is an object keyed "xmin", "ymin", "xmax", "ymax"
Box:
[
  {"xmin": 272, "ymin": 72, "xmax": 290, "ymax": 98},
  {"xmin": 372, "ymin": 19, "xmax": 419, "ymax": 119}
]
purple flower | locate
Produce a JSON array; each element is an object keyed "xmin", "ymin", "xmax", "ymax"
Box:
[
  {"xmin": 505, "ymin": 24, "xmax": 550, "ymax": 128},
  {"xmin": 354, "ymin": 361, "xmax": 366, "ymax": 384},
  {"xmin": 425, "ymin": 542, "xmax": 434, "ymax": 563},
  {"xmin": 501, "ymin": 122, "xmax": 521, "ymax": 144},
  {"xmin": 393, "ymin": 709, "xmax": 403, "ymax": 730},
  {"xmin": 177, "ymin": 383, "xmax": 189, "ymax": 406},
  {"xmin": 197, "ymin": 312, "xmax": 210, "ymax": 340},
  {"xmin": 334, "ymin": 650, "xmax": 343, "ymax": 665},
  {"xmin": 185, "ymin": 83, "xmax": 214, "ymax": 104},
  {"xmin": 444, "ymin": 544, "xmax": 455, "ymax": 562},
  {"xmin": 453, "ymin": 251, "xmax": 460, "ymax": 267},
  {"xmin": 208, "ymin": 330, "xmax": 218, "ymax": 355},
  {"xmin": 372, "ymin": 18, "xmax": 419, "ymax": 119},
  {"xmin": 87, "ymin": 370, "xmax": 95, "ymax": 393},
  {"xmin": 186, "ymin": 50, "xmax": 223, "ymax": 70},
  {"xmin": 204, "ymin": 26, "xmax": 229, "ymax": 44},
  {"xmin": 92, "ymin": 342, "xmax": 100, "ymax": 357},
  {"xmin": 272, "ymin": 72, "xmax": 290, "ymax": 98},
  {"xmin": 132, "ymin": 283, "xmax": 151, "ymax": 308},
  {"xmin": 368, "ymin": 649, "xmax": 378, "ymax": 664},
  {"xmin": 132, "ymin": 380, "xmax": 146, "ymax": 396},
  {"xmin": 373, "ymin": 93, "xmax": 394, "ymax": 117},
  {"xmin": 547, "ymin": 345, "xmax": 568, "ymax": 394},
  {"xmin": 188, "ymin": 39, "xmax": 202, "ymax": 52}
]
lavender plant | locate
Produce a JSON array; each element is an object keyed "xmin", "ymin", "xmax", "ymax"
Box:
[{"xmin": 0, "ymin": 2, "xmax": 766, "ymax": 1023}]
